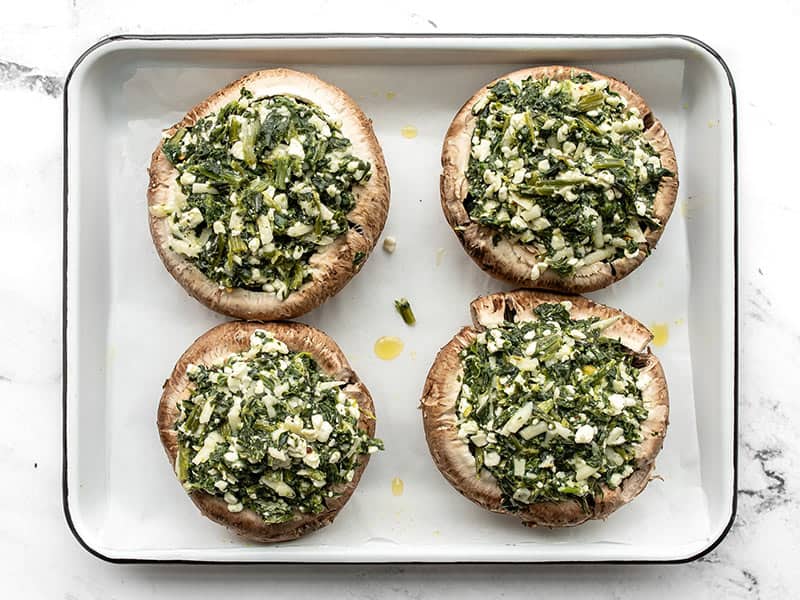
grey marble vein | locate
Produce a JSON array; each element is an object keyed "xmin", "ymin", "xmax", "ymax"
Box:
[
  {"xmin": 0, "ymin": 60, "xmax": 63, "ymax": 97},
  {"xmin": 699, "ymin": 555, "xmax": 762, "ymax": 598},
  {"xmin": 747, "ymin": 286, "xmax": 773, "ymax": 323},
  {"xmin": 739, "ymin": 443, "xmax": 789, "ymax": 513},
  {"xmin": 409, "ymin": 12, "xmax": 439, "ymax": 29},
  {"xmin": 733, "ymin": 569, "xmax": 760, "ymax": 599}
]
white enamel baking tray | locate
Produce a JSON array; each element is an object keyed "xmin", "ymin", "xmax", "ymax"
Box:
[{"xmin": 63, "ymin": 34, "xmax": 738, "ymax": 563}]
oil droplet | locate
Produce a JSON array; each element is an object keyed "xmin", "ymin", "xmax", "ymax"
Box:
[
  {"xmin": 386, "ymin": 91, "xmax": 397, "ymax": 100},
  {"xmin": 680, "ymin": 199, "xmax": 689, "ymax": 218},
  {"xmin": 401, "ymin": 125, "xmax": 418, "ymax": 139},
  {"xmin": 432, "ymin": 529, "xmax": 441, "ymax": 537},
  {"xmin": 391, "ymin": 477, "xmax": 404, "ymax": 496},
  {"xmin": 650, "ymin": 323, "xmax": 669, "ymax": 347},
  {"xmin": 435, "ymin": 247, "xmax": 446, "ymax": 267},
  {"xmin": 681, "ymin": 102, "xmax": 689, "ymax": 110},
  {"xmin": 409, "ymin": 350, "xmax": 417, "ymax": 361},
  {"xmin": 674, "ymin": 317, "xmax": 685, "ymax": 326},
  {"xmin": 375, "ymin": 336, "xmax": 404, "ymax": 360}
]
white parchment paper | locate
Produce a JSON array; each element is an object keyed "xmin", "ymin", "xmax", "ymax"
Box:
[{"xmin": 75, "ymin": 50, "xmax": 714, "ymax": 561}]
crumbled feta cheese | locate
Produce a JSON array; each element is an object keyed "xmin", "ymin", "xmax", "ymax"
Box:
[
  {"xmin": 287, "ymin": 222, "xmax": 313, "ymax": 237},
  {"xmin": 192, "ymin": 432, "xmax": 223, "ymax": 465},
  {"xmin": 470, "ymin": 431, "xmax": 488, "ymax": 447},
  {"xmin": 483, "ymin": 451, "xmax": 501, "ymax": 467},
  {"xmin": 471, "ymin": 138, "xmax": 492, "ymax": 162},
  {"xmin": 230, "ymin": 140, "xmax": 244, "ymax": 160},
  {"xmin": 192, "ymin": 182, "xmax": 218, "ymax": 195},
  {"xmin": 606, "ymin": 426, "xmax": 626, "ymax": 446},
  {"xmin": 636, "ymin": 373, "xmax": 651, "ymax": 390},
  {"xmin": 574, "ymin": 424, "xmax": 596, "ymax": 444},
  {"xmin": 512, "ymin": 487, "xmax": 531, "ymax": 502},
  {"xmin": 308, "ymin": 114, "xmax": 332, "ymax": 138},
  {"xmin": 303, "ymin": 451, "xmax": 320, "ymax": 469},
  {"xmin": 501, "ymin": 402, "xmax": 533, "ymax": 435},
  {"xmin": 383, "ymin": 236, "xmax": 397, "ymax": 253},
  {"xmin": 287, "ymin": 137, "xmax": 305, "ymax": 159}
]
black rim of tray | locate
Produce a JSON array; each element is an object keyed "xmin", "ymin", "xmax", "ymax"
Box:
[{"xmin": 62, "ymin": 32, "xmax": 739, "ymax": 566}]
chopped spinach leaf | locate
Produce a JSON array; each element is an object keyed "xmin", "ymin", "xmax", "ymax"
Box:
[
  {"xmin": 466, "ymin": 73, "xmax": 673, "ymax": 280},
  {"xmin": 456, "ymin": 302, "xmax": 648, "ymax": 509},
  {"xmin": 151, "ymin": 91, "xmax": 372, "ymax": 298},
  {"xmin": 175, "ymin": 329, "xmax": 382, "ymax": 523}
]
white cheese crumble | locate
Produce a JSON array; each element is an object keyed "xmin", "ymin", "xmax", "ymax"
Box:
[
  {"xmin": 192, "ymin": 431, "xmax": 224, "ymax": 465},
  {"xmin": 574, "ymin": 424, "xmax": 596, "ymax": 444},
  {"xmin": 383, "ymin": 236, "xmax": 397, "ymax": 253},
  {"xmin": 472, "ymin": 138, "xmax": 492, "ymax": 162},
  {"xmin": 464, "ymin": 74, "xmax": 668, "ymax": 279}
]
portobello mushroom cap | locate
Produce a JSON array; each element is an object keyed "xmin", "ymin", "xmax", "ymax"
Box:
[
  {"xmin": 148, "ymin": 68, "xmax": 390, "ymax": 319},
  {"xmin": 157, "ymin": 320, "xmax": 377, "ymax": 542},
  {"xmin": 421, "ymin": 289, "xmax": 669, "ymax": 527},
  {"xmin": 440, "ymin": 65, "xmax": 678, "ymax": 293}
]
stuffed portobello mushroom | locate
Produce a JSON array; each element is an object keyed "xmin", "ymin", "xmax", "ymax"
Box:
[
  {"xmin": 421, "ymin": 290, "xmax": 668, "ymax": 527},
  {"xmin": 158, "ymin": 321, "xmax": 382, "ymax": 542},
  {"xmin": 148, "ymin": 68, "xmax": 390, "ymax": 320},
  {"xmin": 441, "ymin": 66, "xmax": 678, "ymax": 293}
]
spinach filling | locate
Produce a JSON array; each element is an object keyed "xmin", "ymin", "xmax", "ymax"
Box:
[
  {"xmin": 456, "ymin": 302, "xmax": 649, "ymax": 510},
  {"xmin": 151, "ymin": 89, "xmax": 371, "ymax": 298},
  {"xmin": 465, "ymin": 73, "xmax": 673, "ymax": 279},
  {"xmin": 175, "ymin": 329, "xmax": 382, "ymax": 524}
]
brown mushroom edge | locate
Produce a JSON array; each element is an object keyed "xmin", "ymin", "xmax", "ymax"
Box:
[
  {"xmin": 147, "ymin": 68, "xmax": 391, "ymax": 320},
  {"xmin": 157, "ymin": 320, "xmax": 377, "ymax": 542},
  {"xmin": 440, "ymin": 65, "xmax": 679, "ymax": 294},
  {"xmin": 420, "ymin": 290, "xmax": 669, "ymax": 528}
]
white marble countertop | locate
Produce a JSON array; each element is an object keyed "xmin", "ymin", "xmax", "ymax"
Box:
[{"xmin": 1, "ymin": 1, "xmax": 797, "ymax": 597}]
